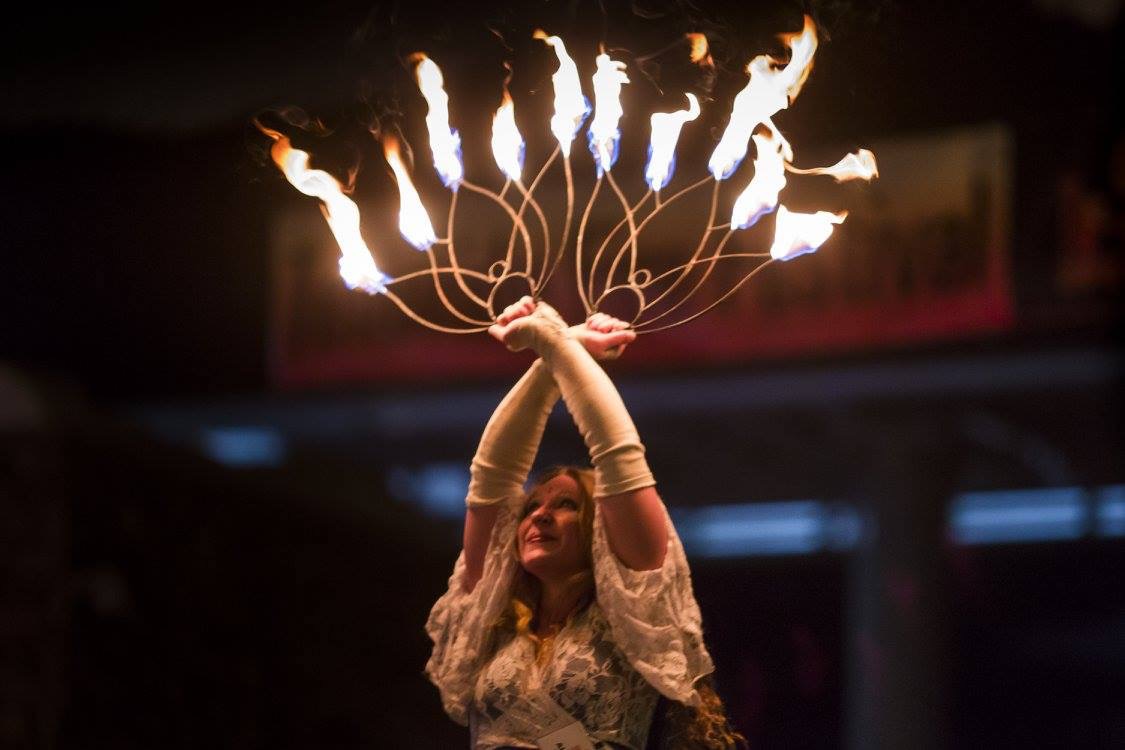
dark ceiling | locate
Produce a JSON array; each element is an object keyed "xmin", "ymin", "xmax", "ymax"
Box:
[{"xmin": 1, "ymin": 0, "xmax": 1119, "ymax": 401}]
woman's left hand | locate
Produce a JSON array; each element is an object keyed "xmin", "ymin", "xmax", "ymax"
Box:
[
  {"xmin": 489, "ymin": 297, "xmax": 635, "ymax": 360},
  {"xmin": 488, "ymin": 296, "xmax": 564, "ymax": 352}
]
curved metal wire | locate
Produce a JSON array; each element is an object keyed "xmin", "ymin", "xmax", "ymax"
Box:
[
  {"xmin": 286, "ymin": 127, "xmax": 786, "ymax": 339},
  {"xmin": 636, "ymin": 258, "xmax": 776, "ymax": 334},
  {"xmin": 574, "ymin": 176, "xmax": 603, "ymax": 315},
  {"xmin": 386, "ymin": 161, "xmax": 776, "ymax": 335},
  {"xmin": 586, "ymin": 189, "xmax": 652, "ymax": 308}
]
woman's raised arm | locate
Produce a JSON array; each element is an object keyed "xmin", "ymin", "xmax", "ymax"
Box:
[
  {"xmin": 463, "ymin": 301, "xmax": 645, "ymax": 589},
  {"xmin": 462, "ymin": 303, "xmax": 559, "ymax": 592},
  {"xmin": 490, "ymin": 300, "xmax": 668, "ymax": 571}
]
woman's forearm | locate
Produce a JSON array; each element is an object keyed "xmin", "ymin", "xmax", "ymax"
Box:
[
  {"xmin": 462, "ymin": 504, "xmax": 500, "ymax": 592},
  {"xmin": 461, "ymin": 359, "xmax": 559, "ymax": 591},
  {"xmin": 502, "ymin": 304, "xmax": 668, "ymax": 570}
]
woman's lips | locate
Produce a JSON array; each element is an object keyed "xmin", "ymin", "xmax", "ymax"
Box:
[{"xmin": 526, "ymin": 533, "xmax": 556, "ymax": 544}]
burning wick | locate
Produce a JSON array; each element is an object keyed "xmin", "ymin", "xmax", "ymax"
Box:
[
  {"xmin": 645, "ymin": 93, "xmax": 701, "ymax": 192},
  {"xmin": 534, "ymin": 30, "xmax": 590, "ymax": 157},
  {"xmin": 410, "ymin": 53, "xmax": 464, "ymax": 190},
  {"xmin": 256, "ymin": 123, "xmax": 388, "ymax": 294},
  {"xmin": 709, "ymin": 15, "xmax": 818, "ymax": 180},
  {"xmin": 588, "ymin": 51, "xmax": 629, "ymax": 176},
  {"xmin": 383, "ymin": 132, "xmax": 438, "ymax": 251},
  {"xmin": 731, "ymin": 127, "xmax": 791, "ymax": 230},
  {"xmin": 770, "ymin": 205, "xmax": 847, "ymax": 261},
  {"xmin": 491, "ymin": 71, "xmax": 525, "ymax": 182}
]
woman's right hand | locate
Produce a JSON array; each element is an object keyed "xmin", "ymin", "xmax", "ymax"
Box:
[{"xmin": 571, "ymin": 312, "xmax": 635, "ymax": 360}]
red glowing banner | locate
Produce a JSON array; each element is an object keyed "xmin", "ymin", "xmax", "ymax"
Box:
[{"xmin": 268, "ymin": 123, "xmax": 1014, "ymax": 389}]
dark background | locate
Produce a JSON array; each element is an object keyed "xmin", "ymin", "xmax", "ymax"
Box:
[{"xmin": 2, "ymin": 1, "xmax": 1122, "ymax": 748}]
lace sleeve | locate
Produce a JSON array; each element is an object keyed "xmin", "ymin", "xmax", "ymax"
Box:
[
  {"xmin": 592, "ymin": 501, "xmax": 715, "ymax": 707},
  {"xmin": 425, "ymin": 503, "xmax": 520, "ymax": 725}
]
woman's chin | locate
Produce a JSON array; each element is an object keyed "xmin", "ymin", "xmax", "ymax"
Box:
[
  {"xmin": 520, "ymin": 552, "xmax": 578, "ymax": 581},
  {"xmin": 519, "ymin": 551, "xmax": 553, "ymax": 578}
]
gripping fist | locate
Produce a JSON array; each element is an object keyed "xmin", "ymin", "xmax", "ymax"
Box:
[
  {"xmin": 573, "ymin": 312, "xmax": 635, "ymax": 360},
  {"xmin": 489, "ymin": 297, "xmax": 635, "ymax": 360},
  {"xmin": 488, "ymin": 297, "xmax": 565, "ymax": 353}
]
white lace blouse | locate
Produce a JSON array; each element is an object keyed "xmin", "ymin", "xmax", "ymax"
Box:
[
  {"xmin": 425, "ymin": 498, "xmax": 715, "ymax": 746},
  {"xmin": 472, "ymin": 601, "xmax": 658, "ymax": 749}
]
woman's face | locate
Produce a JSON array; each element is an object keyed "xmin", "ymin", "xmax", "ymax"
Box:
[{"xmin": 517, "ymin": 474, "xmax": 588, "ymax": 582}]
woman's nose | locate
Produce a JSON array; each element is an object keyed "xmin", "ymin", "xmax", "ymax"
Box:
[{"xmin": 532, "ymin": 506, "xmax": 553, "ymax": 524}]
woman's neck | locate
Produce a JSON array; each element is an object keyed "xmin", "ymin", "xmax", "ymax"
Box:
[{"xmin": 536, "ymin": 577, "xmax": 589, "ymax": 636}]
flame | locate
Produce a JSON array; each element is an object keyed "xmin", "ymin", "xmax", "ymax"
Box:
[
  {"xmin": 588, "ymin": 52, "xmax": 629, "ymax": 176},
  {"xmin": 787, "ymin": 148, "xmax": 879, "ymax": 182},
  {"xmin": 775, "ymin": 15, "xmax": 818, "ymax": 102},
  {"xmin": 257, "ymin": 124, "xmax": 388, "ymax": 294},
  {"xmin": 708, "ymin": 15, "xmax": 818, "ymax": 180},
  {"xmin": 534, "ymin": 30, "xmax": 590, "ymax": 157},
  {"xmin": 411, "ymin": 53, "xmax": 463, "ymax": 189},
  {"xmin": 383, "ymin": 133, "xmax": 438, "ymax": 251},
  {"xmin": 769, "ymin": 204, "xmax": 847, "ymax": 261},
  {"xmin": 644, "ymin": 93, "xmax": 700, "ymax": 191},
  {"xmin": 686, "ymin": 33, "xmax": 713, "ymax": 66},
  {"xmin": 706, "ymin": 56, "xmax": 786, "ymax": 179},
  {"xmin": 731, "ymin": 128, "xmax": 792, "ymax": 229},
  {"xmin": 491, "ymin": 88, "xmax": 525, "ymax": 182}
]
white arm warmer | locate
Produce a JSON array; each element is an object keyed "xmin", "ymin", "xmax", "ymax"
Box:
[
  {"xmin": 502, "ymin": 304, "xmax": 655, "ymax": 498},
  {"xmin": 466, "ymin": 359, "xmax": 559, "ymax": 507}
]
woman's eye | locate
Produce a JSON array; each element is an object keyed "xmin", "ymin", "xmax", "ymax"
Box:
[
  {"xmin": 559, "ymin": 498, "xmax": 578, "ymax": 510},
  {"xmin": 522, "ymin": 501, "xmax": 540, "ymax": 518}
]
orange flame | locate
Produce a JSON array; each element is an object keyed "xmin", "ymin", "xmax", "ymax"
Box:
[
  {"xmin": 256, "ymin": 123, "xmax": 387, "ymax": 294},
  {"xmin": 686, "ymin": 33, "xmax": 713, "ymax": 66},
  {"xmin": 491, "ymin": 87, "xmax": 525, "ymax": 182},
  {"xmin": 708, "ymin": 14, "xmax": 818, "ymax": 180},
  {"xmin": 775, "ymin": 15, "xmax": 818, "ymax": 103},
  {"xmin": 383, "ymin": 132, "xmax": 437, "ymax": 251}
]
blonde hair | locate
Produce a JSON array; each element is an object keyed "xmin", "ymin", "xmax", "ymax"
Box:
[{"xmin": 496, "ymin": 466, "xmax": 596, "ymax": 663}]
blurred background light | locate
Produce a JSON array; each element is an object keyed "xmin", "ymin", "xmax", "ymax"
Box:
[
  {"xmin": 382, "ymin": 467, "xmax": 1125, "ymax": 555},
  {"xmin": 949, "ymin": 486, "xmax": 1087, "ymax": 545},
  {"xmin": 386, "ymin": 463, "xmax": 471, "ymax": 519},
  {"xmin": 200, "ymin": 427, "xmax": 287, "ymax": 468},
  {"xmin": 673, "ymin": 500, "xmax": 827, "ymax": 558},
  {"xmin": 1096, "ymin": 485, "xmax": 1125, "ymax": 538}
]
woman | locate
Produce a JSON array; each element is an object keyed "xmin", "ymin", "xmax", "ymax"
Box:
[{"xmin": 427, "ymin": 297, "xmax": 743, "ymax": 749}]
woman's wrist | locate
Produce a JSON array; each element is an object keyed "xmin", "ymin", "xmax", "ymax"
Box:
[{"xmin": 496, "ymin": 301, "xmax": 571, "ymax": 358}]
